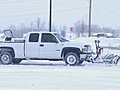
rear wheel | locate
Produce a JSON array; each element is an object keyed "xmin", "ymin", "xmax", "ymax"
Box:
[
  {"xmin": 64, "ymin": 52, "xmax": 79, "ymax": 66},
  {"xmin": 0, "ymin": 52, "xmax": 12, "ymax": 64},
  {"xmin": 12, "ymin": 59, "xmax": 22, "ymax": 64}
]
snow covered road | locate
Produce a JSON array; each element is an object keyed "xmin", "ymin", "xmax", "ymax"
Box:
[
  {"xmin": 0, "ymin": 61, "xmax": 120, "ymax": 90},
  {"xmin": 0, "ymin": 37, "xmax": 120, "ymax": 90}
]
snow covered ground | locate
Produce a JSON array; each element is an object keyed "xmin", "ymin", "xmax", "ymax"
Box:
[
  {"xmin": 72, "ymin": 37, "xmax": 120, "ymax": 53},
  {"xmin": 0, "ymin": 60, "xmax": 120, "ymax": 90},
  {"xmin": 0, "ymin": 37, "xmax": 120, "ymax": 90}
]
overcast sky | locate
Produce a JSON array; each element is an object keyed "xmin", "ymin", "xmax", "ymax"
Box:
[{"xmin": 0, "ymin": 0, "xmax": 119, "ymax": 29}]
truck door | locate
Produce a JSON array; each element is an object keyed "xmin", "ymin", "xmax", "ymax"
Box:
[
  {"xmin": 25, "ymin": 33, "xmax": 40, "ymax": 58},
  {"xmin": 40, "ymin": 33, "xmax": 62, "ymax": 59}
]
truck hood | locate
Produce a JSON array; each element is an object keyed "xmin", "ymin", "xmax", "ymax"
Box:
[{"xmin": 61, "ymin": 41, "xmax": 84, "ymax": 49}]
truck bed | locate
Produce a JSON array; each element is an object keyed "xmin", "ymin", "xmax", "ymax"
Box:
[
  {"xmin": 0, "ymin": 42, "xmax": 25, "ymax": 58},
  {"xmin": 0, "ymin": 38, "xmax": 25, "ymax": 43}
]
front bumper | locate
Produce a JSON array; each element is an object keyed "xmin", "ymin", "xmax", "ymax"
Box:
[
  {"xmin": 80, "ymin": 52, "xmax": 93, "ymax": 60},
  {"xmin": 80, "ymin": 44, "xmax": 94, "ymax": 60}
]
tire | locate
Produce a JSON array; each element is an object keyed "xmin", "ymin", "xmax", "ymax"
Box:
[
  {"xmin": 0, "ymin": 52, "xmax": 12, "ymax": 64},
  {"xmin": 12, "ymin": 59, "xmax": 22, "ymax": 64},
  {"xmin": 64, "ymin": 52, "xmax": 79, "ymax": 66}
]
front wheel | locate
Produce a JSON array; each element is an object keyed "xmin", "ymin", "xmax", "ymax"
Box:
[
  {"xmin": 64, "ymin": 52, "xmax": 79, "ymax": 66},
  {"xmin": 0, "ymin": 52, "xmax": 12, "ymax": 64}
]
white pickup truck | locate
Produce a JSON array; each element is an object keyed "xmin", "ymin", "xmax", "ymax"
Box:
[{"xmin": 0, "ymin": 30, "xmax": 92, "ymax": 66}]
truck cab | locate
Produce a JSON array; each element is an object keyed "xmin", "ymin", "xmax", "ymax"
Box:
[{"xmin": 25, "ymin": 32, "xmax": 64, "ymax": 59}]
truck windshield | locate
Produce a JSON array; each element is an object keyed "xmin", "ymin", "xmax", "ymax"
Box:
[{"xmin": 54, "ymin": 33, "xmax": 69, "ymax": 42}]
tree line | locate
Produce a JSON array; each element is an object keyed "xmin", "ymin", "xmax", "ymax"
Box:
[{"xmin": 0, "ymin": 17, "xmax": 118, "ymax": 38}]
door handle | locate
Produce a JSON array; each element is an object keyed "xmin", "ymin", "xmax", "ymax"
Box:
[{"xmin": 40, "ymin": 44, "xmax": 44, "ymax": 47}]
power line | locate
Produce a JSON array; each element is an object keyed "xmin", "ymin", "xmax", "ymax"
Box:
[
  {"xmin": 0, "ymin": 1, "xmax": 48, "ymax": 12},
  {"xmin": 0, "ymin": 0, "xmax": 90, "ymax": 28},
  {"xmin": 53, "ymin": 0, "xmax": 79, "ymax": 4},
  {"xmin": 0, "ymin": 12, "xmax": 48, "ymax": 17},
  {"xmin": 0, "ymin": 0, "xmax": 48, "ymax": 4},
  {"xmin": 105, "ymin": 0, "xmax": 120, "ymax": 9},
  {"xmin": 0, "ymin": 0, "xmax": 48, "ymax": 11},
  {"xmin": 95, "ymin": 0, "xmax": 120, "ymax": 16},
  {"xmin": 0, "ymin": 6, "xmax": 48, "ymax": 12},
  {"xmin": 0, "ymin": 1, "xmax": 85, "ymax": 13},
  {"xmin": 0, "ymin": 0, "xmax": 88, "ymax": 14},
  {"xmin": 0, "ymin": 8, "xmax": 88, "ymax": 18},
  {"xmin": 54, "ymin": 7, "xmax": 87, "ymax": 14}
]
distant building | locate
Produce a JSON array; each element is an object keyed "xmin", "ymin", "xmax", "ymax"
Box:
[{"xmin": 91, "ymin": 32, "xmax": 114, "ymax": 38}]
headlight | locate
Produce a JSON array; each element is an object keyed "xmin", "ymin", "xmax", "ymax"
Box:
[
  {"xmin": 82, "ymin": 47, "xmax": 88, "ymax": 53},
  {"xmin": 82, "ymin": 44, "xmax": 92, "ymax": 53}
]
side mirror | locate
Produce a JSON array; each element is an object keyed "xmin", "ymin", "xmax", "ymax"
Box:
[{"xmin": 55, "ymin": 40, "xmax": 59, "ymax": 43}]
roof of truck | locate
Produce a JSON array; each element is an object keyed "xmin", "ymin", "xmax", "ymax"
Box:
[{"xmin": 27, "ymin": 31, "xmax": 57, "ymax": 34}]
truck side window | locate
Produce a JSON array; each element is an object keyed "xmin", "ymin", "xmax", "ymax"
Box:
[
  {"xmin": 41, "ymin": 33, "xmax": 58, "ymax": 43},
  {"xmin": 29, "ymin": 33, "xmax": 39, "ymax": 42}
]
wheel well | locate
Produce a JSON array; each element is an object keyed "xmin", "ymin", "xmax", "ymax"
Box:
[
  {"xmin": 0, "ymin": 47, "xmax": 15, "ymax": 58},
  {"xmin": 61, "ymin": 47, "xmax": 81, "ymax": 58}
]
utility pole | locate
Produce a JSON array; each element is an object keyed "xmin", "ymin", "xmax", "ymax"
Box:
[
  {"xmin": 88, "ymin": 0, "xmax": 92, "ymax": 37},
  {"xmin": 49, "ymin": 0, "xmax": 52, "ymax": 32}
]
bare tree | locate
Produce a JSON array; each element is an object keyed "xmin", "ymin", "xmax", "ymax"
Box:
[
  {"xmin": 74, "ymin": 19, "xmax": 88, "ymax": 37},
  {"xmin": 9, "ymin": 25, "xmax": 16, "ymax": 31},
  {"xmin": 52, "ymin": 25, "xmax": 58, "ymax": 32},
  {"xmin": 36, "ymin": 17, "xmax": 46, "ymax": 31},
  {"xmin": 9, "ymin": 25, "xmax": 20, "ymax": 37},
  {"xmin": 81, "ymin": 20, "xmax": 85, "ymax": 37},
  {"xmin": 30, "ymin": 21, "xmax": 33, "ymax": 32},
  {"xmin": 36, "ymin": 17, "xmax": 40, "ymax": 31},
  {"xmin": 18, "ymin": 23, "xmax": 31, "ymax": 37},
  {"xmin": 60, "ymin": 26, "xmax": 67, "ymax": 37},
  {"xmin": 74, "ymin": 21, "xmax": 81, "ymax": 38}
]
